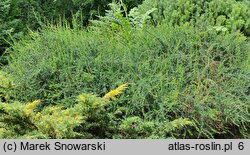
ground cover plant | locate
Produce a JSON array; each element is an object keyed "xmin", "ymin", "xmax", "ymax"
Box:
[{"xmin": 0, "ymin": 0, "xmax": 249, "ymax": 139}]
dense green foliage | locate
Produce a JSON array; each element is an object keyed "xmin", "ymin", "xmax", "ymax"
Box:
[
  {"xmin": 133, "ymin": 0, "xmax": 250, "ymax": 36},
  {"xmin": 0, "ymin": 0, "xmax": 143, "ymax": 57},
  {"xmin": 0, "ymin": 0, "xmax": 249, "ymax": 139}
]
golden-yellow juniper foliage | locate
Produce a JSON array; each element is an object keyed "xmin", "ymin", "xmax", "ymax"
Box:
[
  {"xmin": 22, "ymin": 100, "xmax": 41, "ymax": 117},
  {"xmin": 0, "ymin": 71, "xmax": 12, "ymax": 88},
  {"xmin": 76, "ymin": 95, "xmax": 89, "ymax": 103},
  {"xmin": 104, "ymin": 84, "xmax": 128, "ymax": 100},
  {"xmin": 0, "ymin": 83, "xmax": 128, "ymax": 138},
  {"xmin": 171, "ymin": 118, "xmax": 194, "ymax": 128},
  {"xmin": 32, "ymin": 106, "xmax": 84, "ymax": 138}
]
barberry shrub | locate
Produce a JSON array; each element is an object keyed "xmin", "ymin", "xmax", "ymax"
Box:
[{"xmin": 0, "ymin": 1, "xmax": 249, "ymax": 139}]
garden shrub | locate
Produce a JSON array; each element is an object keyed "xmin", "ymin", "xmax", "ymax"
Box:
[
  {"xmin": 0, "ymin": 1, "xmax": 249, "ymax": 139},
  {"xmin": 2, "ymin": 19, "xmax": 249, "ymax": 138},
  {"xmin": 1, "ymin": 82, "xmax": 192, "ymax": 139},
  {"xmin": 133, "ymin": 0, "xmax": 250, "ymax": 36},
  {"xmin": 0, "ymin": 71, "xmax": 13, "ymax": 102},
  {"xmin": 0, "ymin": 84, "xmax": 127, "ymax": 138}
]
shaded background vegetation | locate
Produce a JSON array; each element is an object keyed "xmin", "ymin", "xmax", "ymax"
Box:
[{"xmin": 0, "ymin": 0, "xmax": 143, "ymax": 59}]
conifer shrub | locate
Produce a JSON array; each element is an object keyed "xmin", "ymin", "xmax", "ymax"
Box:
[
  {"xmin": 133, "ymin": 0, "xmax": 250, "ymax": 36},
  {"xmin": 0, "ymin": 84, "xmax": 127, "ymax": 138}
]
